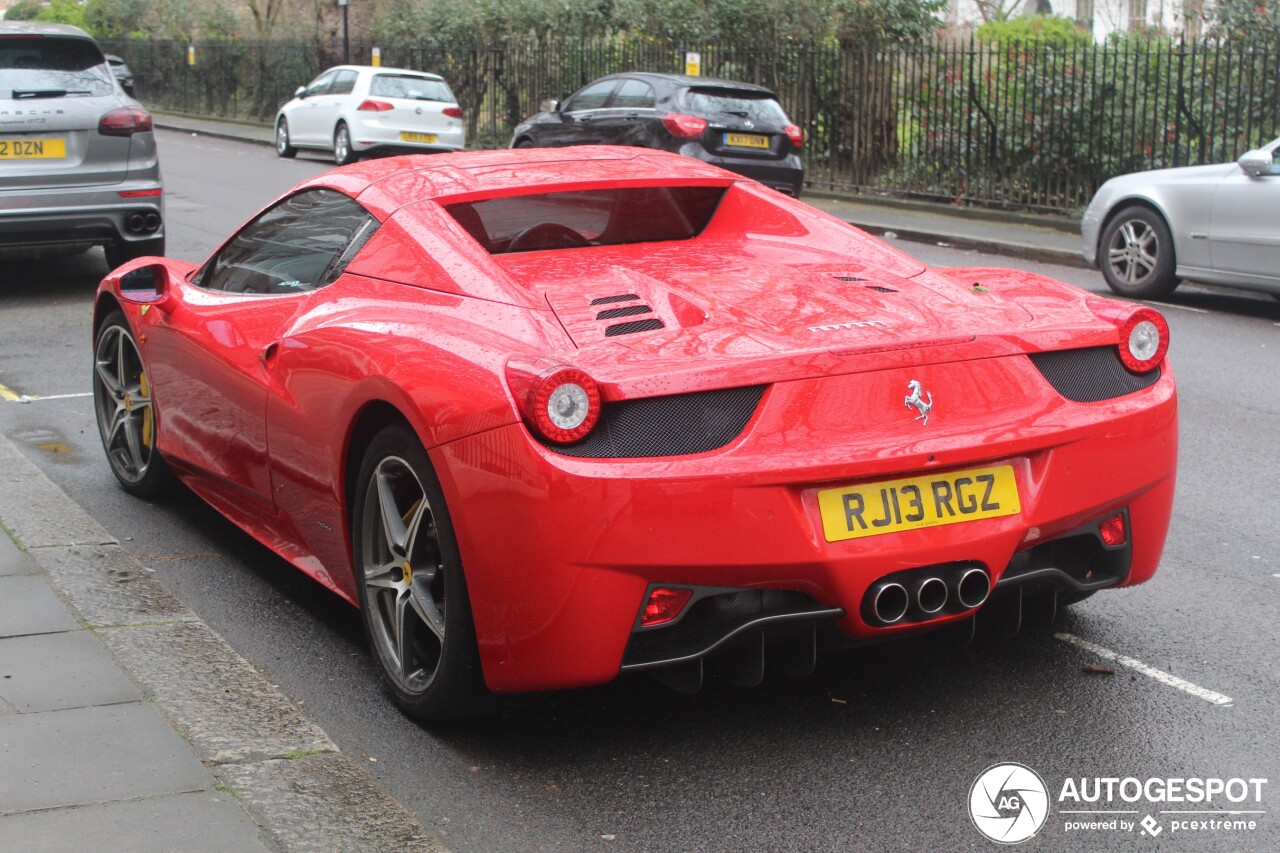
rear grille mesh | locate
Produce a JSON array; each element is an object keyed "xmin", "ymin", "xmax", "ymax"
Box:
[
  {"xmin": 542, "ymin": 385, "xmax": 767, "ymax": 458},
  {"xmin": 1028, "ymin": 346, "xmax": 1161, "ymax": 402}
]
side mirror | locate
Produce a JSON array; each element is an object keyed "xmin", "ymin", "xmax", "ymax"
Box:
[
  {"xmin": 539, "ymin": 98, "xmax": 560, "ymax": 113},
  {"xmin": 295, "ymin": 86, "xmax": 307, "ymax": 99},
  {"xmin": 119, "ymin": 264, "xmax": 174, "ymax": 310},
  {"xmin": 1237, "ymin": 148, "xmax": 1274, "ymax": 177}
]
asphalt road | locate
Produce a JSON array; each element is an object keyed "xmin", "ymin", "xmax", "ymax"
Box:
[{"xmin": 1, "ymin": 130, "xmax": 1278, "ymax": 852}]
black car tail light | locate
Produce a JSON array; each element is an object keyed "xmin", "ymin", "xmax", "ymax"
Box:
[
  {"xmin": 98, "ymin": 107, "xmax": 152, "ymax": 137},
  {"xmin": 662, "ymin": 114, "xmax": 708, "ymax": 139},
  {"xmin": 785, "ymin": 124, "xmax": 804, "ymax": 148}
]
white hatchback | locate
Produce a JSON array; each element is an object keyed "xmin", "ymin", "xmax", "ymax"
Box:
[{"xmin": 274, "ymin": 65, "xmax": 464, "ymax": 165}]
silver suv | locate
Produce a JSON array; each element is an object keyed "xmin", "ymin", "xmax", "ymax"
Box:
[{"xmin": 1, "ymin": 22, "xmax": 162, "ymax": 268}]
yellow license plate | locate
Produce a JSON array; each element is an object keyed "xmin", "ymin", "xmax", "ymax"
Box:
[
  {"xmin": 400, "ymin": 132, "xmax": 437, "ymax": 143},
  {"xmin": 724, "ymin": 133, "xmax": 769, "ymax": 149},
  {"xmin": 0, "ymin": 138, "xmax": 66, "ymax": 160},
  {"xmin": 817, "ymin": 464, "xmax": 1020, "ymax": 542}
]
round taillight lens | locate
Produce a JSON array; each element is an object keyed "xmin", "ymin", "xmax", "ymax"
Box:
[
  {"xmin": 529, "ymin": 368, "xmax": 600, "ymax": 444},
  {"xmin": 1118, "ymin": 307, "xmax": 1169, "ymax": 373},
  {"xmin": 661, "ymin": 114, "xmax": 708, "ymax": 140}
]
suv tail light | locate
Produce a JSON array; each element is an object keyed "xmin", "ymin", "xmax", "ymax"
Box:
[
  {"xmin": 357, "ymin": 99, "xmax": 393, "ymax": 112},
  {"xmin": 662, "ymin": 114, "xmax": 708, "ymax": 140},
  {"xmin": 98, "ymin": 107, "xmax": 153, "ymax": 137},
  {"xmin": 784, "ymin": 124, "xmax": 804, "ymax": 149}
]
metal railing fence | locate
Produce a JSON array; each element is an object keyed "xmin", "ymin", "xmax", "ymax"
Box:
[{"xmin": 102, "ymin": 35, "xmax": 1280, "ymax": 214}]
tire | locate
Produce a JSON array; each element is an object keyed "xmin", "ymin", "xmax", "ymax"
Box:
[
  {"xmin": 514, "ymin": 138, "xmax": 534, "ymax": 149},
  {"xmin": 351, "ymin": 423, "xmax": 492, "ymax": 721},
  {"xmin": 92, "ymin": 311, "xmax": 173, "ymax": 497},
  {"xmin": 333, "ymin": 122, "xmax": 357, "ymax": 166},
  {"xmin": 276, "ymin": 118, "xmax": 297, "ymax": 158},
  {"xmin": 105, "ymin": 236, "xmax": 165, "ymax": 271},
  {"xmin": 1098, "ymin": 206, "xmax": 1178, "ymax": 299}
]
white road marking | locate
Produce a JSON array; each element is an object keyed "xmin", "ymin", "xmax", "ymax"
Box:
[
  {"xmin": 1148, "ymin": 301, "xmax": 1209, "ymax": 314},
  {"xmin": 1056, "ymin": 633, "xmax": 1234, "ymax": 706},
  {"xmin": 0, "ymin": 385, "xmax": 92, "ymax": 403}
]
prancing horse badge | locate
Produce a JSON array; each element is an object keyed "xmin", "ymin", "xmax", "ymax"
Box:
[{"xmin": 904, "ymin": 380, "xmax": 933, "ymax": 425}]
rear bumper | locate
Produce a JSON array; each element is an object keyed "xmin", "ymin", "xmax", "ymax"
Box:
[
  {"xmin": 434, "ymin": 355, "xmax": 1177, "ymax": 693},
  {"xmin": 677, "ymin": 143, "xmax": 804, "ymax": 196},
  {"xmin": 0, "ymin": 180, "xmax": 163, "ymax": 251}
]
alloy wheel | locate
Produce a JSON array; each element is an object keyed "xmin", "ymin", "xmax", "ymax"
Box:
[
  {"xmin": 358, "ymin": 454, "xmax": 447, "ymax": 693},
  {"xmin": 93, "ymin": 322, "xmax": 156, "ymax": 486}
]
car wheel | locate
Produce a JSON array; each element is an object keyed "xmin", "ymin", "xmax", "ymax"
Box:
[
  {"xmin": 333, "ymin": 122, "xmax": 357, "ymax": 166},
  {"xmin": 276, "ymin": 118, "xmax": 297, "ymax": 158},
  {"xmin": 352, "ymin": 423, "xmax": 491, "ymax": 721},
  {"xmin": 105, "ymin": 236, "xmax": 165, "ymax": 271},
  {"xmin": 1099, "ymin": 206, "xmax": 1178, "ymax": 299},
  {"xmin": 514, "ymin": 138, "xmax": 534, "ymax": 149},
  {"xmin": 93, "ymin": 311, "xmax": 173, "ymax": 497}
]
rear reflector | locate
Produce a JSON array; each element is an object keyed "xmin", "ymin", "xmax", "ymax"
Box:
[
  {"xmin": 1098, "ymin": 513, "xmax": 1127, "ymax": 547},
  {"xmin": 117, "ymin": 189, "xmax": 162, "ymax": 198},
  {"xmin": 641, "ymin": 587, "xmax": 694, "ymax": 627}
]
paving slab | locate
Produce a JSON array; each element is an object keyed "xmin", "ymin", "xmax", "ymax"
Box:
[
  {"xmin": 0, "ymin": 574, "xmax": 79, "ymax": 638},
  {"xmin": 0, "ymin": 630, "xmax": 139, "ymax": 713},
  {"xmin": 0, "ymin": 702, "xmax": 210, "ymax": 815},
  {"xmin": 0, "ymin": 790, "xmax": 267, "ymax": 852}
]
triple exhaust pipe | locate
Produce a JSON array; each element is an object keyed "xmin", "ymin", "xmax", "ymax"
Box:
[{"xmin": 863, "ymin": 566, "xmax": 991, "ymax": 626}]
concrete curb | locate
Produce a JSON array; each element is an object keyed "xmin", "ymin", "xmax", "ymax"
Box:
[{"xmin": 0, "ymin": 432, "xmax": 446, "ymax": 853}]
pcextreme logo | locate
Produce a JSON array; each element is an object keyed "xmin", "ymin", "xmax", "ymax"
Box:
[{"xmin": 968, "ymin": 764, "xmax": 1269, "ymax": 845}]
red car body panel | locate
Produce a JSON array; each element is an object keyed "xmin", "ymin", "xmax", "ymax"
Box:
[{"xmin": 95, "ymin": 146, "xmax": 1178, "ymax": 695}]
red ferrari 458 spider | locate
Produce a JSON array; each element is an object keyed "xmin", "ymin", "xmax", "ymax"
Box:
[{"xmin": 93, "ymin": 147, "xmax": 1177, "ymax": 720}]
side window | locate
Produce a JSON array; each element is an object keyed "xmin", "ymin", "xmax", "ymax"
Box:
[
  {"xmin": 196, "ymin": 189, "xmax": 378, "ymax": 295},
  {"xmin": 304, "ymin": 70, "xmax": 336, "ymax": 98},
  {"xmin": 610, "ymin": 79, "xmax": 655, "ymax": 109},
  {"xmin": 565, "ymin": 80, "xmax": 618, "ymax": 112},
  {"xmin": 329, "ymin": 69, "xmax": 357, "ymax": 96}
]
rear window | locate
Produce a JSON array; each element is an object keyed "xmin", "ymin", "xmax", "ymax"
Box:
[
  {"xmin": 445, "ymin": 186, "xmax": 726, "ymax": 255},
  {"xmin": 370, "ymin": 73, "xmax": 454, "ymax": 103},
  {"xmin": 683, "ymin": 90, "xmax": 789, "ymax": 124},
  {"xmin": 0, "ymin": 35, "xmax": 114, "ymax": 98}
]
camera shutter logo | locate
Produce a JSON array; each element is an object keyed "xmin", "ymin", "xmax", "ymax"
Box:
[{"xmin": 969, "ymin": 763, "xmax": 1050, "ymax": 844}]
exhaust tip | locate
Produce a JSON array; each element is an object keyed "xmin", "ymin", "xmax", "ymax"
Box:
[
  {"xmin": 871, "ymin": 582, "xmax": 909, "ymax": 625},
  {"xmin": 956, "ymin": 567, "xmax": 991, "ymax": 609},
  {"xmin": 915, "ymin": 576, "xmax": 949, "ymax": 615},
  {"xmin": 143, "ymin": 212, "xmax": 161, "ymax": 232}
]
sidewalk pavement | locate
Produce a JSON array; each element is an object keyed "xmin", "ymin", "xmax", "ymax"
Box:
[
  {"xmin": 150, "ymin": 111, "xmax": 1088, "ymax": 270},
  {"xmin": 0, "ymin": 433, "xmax": 445, "ymax": 852}
]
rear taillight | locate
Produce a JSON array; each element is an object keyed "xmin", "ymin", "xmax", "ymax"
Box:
[
  {"xmin": 356, "ymin": 99, "xmax": 393, "ymax": 112},
  {"xmin": 506, "ymin": 361, "xmax": 601, "ymax": 444},
  {"xmin": 662, "ymin": 114, "xmax": 708, "ymax": 140},
  {"xmin": 1117, "ymin": 307, "xmax": 1169, "ymax": 373},
  {"xmin": 784, "ymin": 124, "xmax": 804, "ymax": 149},
  {"xmin": 1088, "ymin": 300, "xmax": 1169, "ymax": 374},
  {"xmin": 98, "ymin": 107, "xmax": 152, "ymax": 137},
  {"xmin": 443, "ymin": 107, "xmax": 463, "ymax": 119}
]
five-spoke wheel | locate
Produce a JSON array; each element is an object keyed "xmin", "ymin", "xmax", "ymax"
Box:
[
  {"xmin": 1099, "ymin": 205, "xmax": 1178, "ymax": 298},
  {"xmin": 93, "ymin": 311, "xmax": 172, "ymax": 496},
  {"xmin": 352, "ymin": 424, "xmax": 489, "ymax": 720}
]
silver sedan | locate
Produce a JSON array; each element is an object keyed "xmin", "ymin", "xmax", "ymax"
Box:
[{"xmin": 1081, "ymin": 137, "xmax": 1280, "ymax": 299}]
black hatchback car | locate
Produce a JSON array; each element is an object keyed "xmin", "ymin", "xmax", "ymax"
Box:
[{"xmin": 510, "ymin": 72, "xmax": 804, "ymax": 197}]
